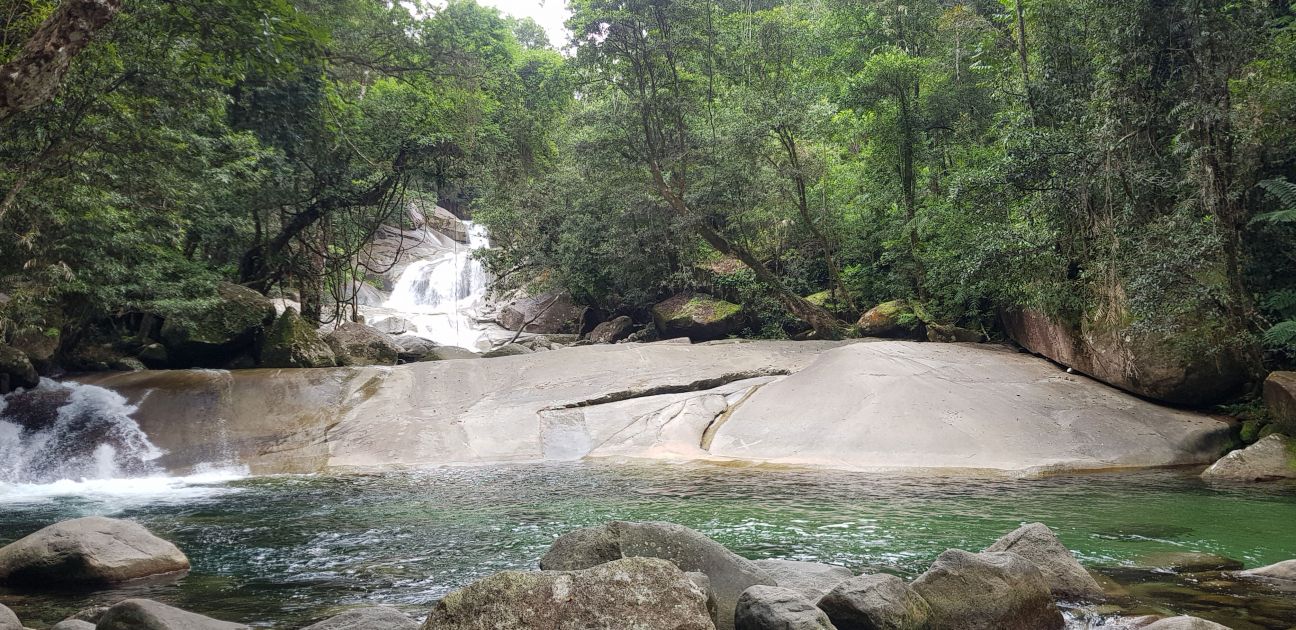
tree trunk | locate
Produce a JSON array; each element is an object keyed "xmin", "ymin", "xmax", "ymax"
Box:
[{"xmin": 0, "ymin": 0, "xmax": 123, "ymax": 123}]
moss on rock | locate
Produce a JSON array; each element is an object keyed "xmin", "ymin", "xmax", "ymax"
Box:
[
  {"xmin": 652, "ymin": 292, "xmax": 745, "ymax": 342},
  {"xmin": 159, "ymin": 283, "xmax": 275, "ymax": 367},
  {"xmin": 260, "ymin": 308, "xmax": 336, "ymax": 368}
]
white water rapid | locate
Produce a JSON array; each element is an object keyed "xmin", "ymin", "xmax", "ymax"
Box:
[{"xmin": 376, "ymin": 222, "xmax": 495, "ymax": 350}]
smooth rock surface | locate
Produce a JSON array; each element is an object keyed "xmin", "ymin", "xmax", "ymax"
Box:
[
  {"xmin": 709, "ymin": 342, "xmax": 1231, "ymax": 475},
  {"xmin": 752, "ymin": 559, "xmax": 853, "ymax": 602},
  {"xmin": 910, "ymin": 549, "xmax": 1063, "ymax": 630},
  {"xmin": 1141, "ymin": 616, "xmax": 1232, "ymax": 630},
  {"xmin": 50, "ymin": 621, "xmax": 95, "ymax": 630},
  {"xmin": 421, "ymin": 557, "xmax": 714, "ymax": 630},
  {"xmin": 0, "ymin": 517, "xmax": 189, "ymax": 585},
  {"xmin": 1135, "ymin": 552, "xmax": 1244, "ymax": 573},
  {"xmin": 1263, "ymin": 371, "xmax": 1296, "ymax": 435},
  {"xmin": 984, "ymin": 522, "xmax": 1104, "ymax": 601},
  {"xmin": 816, "ymin": 573, "xmax": 931, "ymax": 630},
  {"xmin": 302, "ymin": 606, "xmax": 418, "ymax": 630},
  {"xmin": 96, "ymin": 599, "xmax": 248, "ymax": 630},
  {"xmin": 0, "ymin": 603, "xmax": 19, "ymax": 630},
  {"xmin": 1239, "ymin": 559, "xmax": 1296, "ymax": 583},
  {"xmin": 1201, "ymin": 434, "xmax": 1296, "ymax": 482},
  {"xmin": 540, "ymin": 521, "xmax": 775, "ymax": 630},
  {"xmin": 736, "ymin": 585, "xmax": 836, "ymax": 630}
]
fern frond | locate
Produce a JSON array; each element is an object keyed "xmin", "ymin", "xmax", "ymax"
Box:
[
  {"xmin": 1263, "ymin": 320, "xmax": 1296, "ymax": 347},
  {"xmin": 1254, "ymin": 178, "xmax": 1296, "ymax": 225}
]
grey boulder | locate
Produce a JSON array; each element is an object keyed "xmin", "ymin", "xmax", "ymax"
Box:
[
  {"xmin": 540, "ymin": 520, "xmax": 775, "ymax": 630},
  {"xmin": 50, "ymin": 621, "xmax": 96, "ymax": 630},
  {"xmin": 420, "ymin": 556, "xmax": 713, "ymax": 630},
  {"xmin": 325, "ymin": 322, "xmax": 401, "ymax": 366},
  {"xmin": 910, "ymin": 549, "xmax": 1063, "ymax": 630},
  {"xmin": 735, "ymin": 585, "xmax": 836, "ymax": 630},
  {"xmin": 0, "ymin": 516, "xmax": 189, "ymax": 585},
  {"xmin": 589, "ymin": 316, "xmax": 635, "ymax": 344},
  {"xmin": 816, "ymin": 573, "xmax": 931, "ymax": 630},
  {"xmin": 96, "ymin": 599, "xmax": 249, "ymax": 630},
  {"xmin": 1141, "ymin": 616, "xmax": 1233, "ymax": 630},
  {"xmin": 1239, "ymin": 558, "xmax": 1296, "ymax": 584},
  {"xmin": 983, "ymin": 522, "xmax": 1104, "ymax": 601},
  {"xmin": 752, "ymin": 559, "xmax": 853, "ymax": 601},
  {"xmin": 303, "ymin": 606, "xmax": 418, "ymax": 630},
  {"xmin": 0, "ymin": 603, "xmax": 19, "ymax": 630},
  {"xmin": 1201, "ymin": 434, "xmax": 1296, "ymax": 483},
  {"xmin": 482, "ymin": 343, "xmax": 533, "ymax": 358}
]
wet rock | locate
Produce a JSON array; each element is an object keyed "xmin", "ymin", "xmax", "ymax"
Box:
[
  {"xmin": 69, "ymin": 606, "xmax": 109, "ymax": 623},
  {"xmin": 499, "ymin": 291, "xmax": 587, "ymax": 335},
  {"xmin": 1135, "ymin": 552, "xmax": 1244, "ymax": 573},
  {"xmin": 482, "ymin": 343, "xmax": 533, "ymax": 358},
  {"xmin": 421, "ymin": 556, "xmax": 713, "ymax": 630},
  {"xmin": 0, "ymin": 516, "xmax": 189, "ymax": 585},
  {"xmin": 0, "ymin": 344, "xmax": 39, "ymax": 395},
  {"xmin": 1001, "ymin": 309, "xmax": 1250, "ymax": 407},
  {"xmin": 736, "ymin": 585, "xmax": 836, "ymax": 630},
  {"xmin": 1140, "ymin": 616, "xmax": 1232, "ymax": 630},
  {"xmin": 302, "ymin": 606, "xmax": 418, "ymax": 630},
  {"xmin": 1262, "ymin": 371, "xmax": 1296, "ymax": 436},
  {"xmin": 159, "ymin": 282, "xmax": 275, "ymax": 368},
  {"xmin": 626, "ymin": 326, "xmax": 661, "ymax": 343},
  {"xmin": 653, "ymin": 292, "xmax": 745, "ymax": 342},
  {"xmin": 10, "ymin": 326, "xmax": 59, "ymax": 368},
  {"xmin": 1201, "ymin": 434, "xmax": 1296, "ymax": 483},
  {"xmin": 816, "ymin": 573, "xmax": 931, "ymax": 630},
  {"xmin": 50, "ymin": 621, "xmax": 95, "ymax": 630},
  {"xmin": 589, "ymin": 316, "xmax": 635, "ymax": 344},
  {"xmin": 910, "ymin": 549, "xmax": 1063, "ymax": 630},
  {"xmin": 371, "ymin": 317, "xmax": 416, "ymax": 335},
  {"xmin": 260, "ymin": 308, "xmax": 336, "ymax": 368},
  {"xmin": 325, "ymin": 322, "xmax": 400, "ymax": 366},
  {"xmin": 0, "ymin": 603, "xmax": 20, "ymax": 630},
  {"xmin": 540, "ymin": 520, "xmax": 775, "ymax": 630},
  {"xmin": 687, "ymin": 571, "xmax": 720, "ymax": 621},
  {"xmin": 984, "ymin": 522, "xmax": 1105, "ymax": 601},
  {"xmin": 752, "ymin": 559, "xmax": 853, "ymax": 602},
  {"xmin": 137, "ymin": 342, "xmax": 169, "ymax": 368},
  {"xmin": 428, "ymin": 346, "xmax": 480, "ymax": 360},
  {"xmin": 856, "ymin": 301, "xmax": 922, "ymax": 339},
  {"xmin": 1239, "ymin": 559, "xmax": 1296, "ymax": 584},
  {"xmin": 97, "ymin": 599, "xmax": 248, "ymax": 630},
  {"xmin": 392, "ymin": 334, "xmax": 440, "ymax": 363}
]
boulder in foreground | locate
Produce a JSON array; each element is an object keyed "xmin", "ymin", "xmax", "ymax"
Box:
[
  {"xmin": 983, "ymin": 522, "xmax": 1104, "ymax": 601},
  {"xmin": 0, "ymin": 516, "xmax": 189, "ymax": 585},
  {"xmin": 751, "ymin": 559, "xmax": 852, "ymax": 602},
  {"xmin": 421, "ymin": 556, "xmax": 714, "ymax": 630},
  {"xmin": 816, "ymin": 573, "xmax": 931, "ymax": 630},
  {"xmin": 1141, "ymin": 616, "xmax": 1232, "ymax": 630},
  {"xmin": 735, "ymin": 585, "xmax": 836, "ymax": 630},
  {"xmin": 0, "ymin": 603, "xmax": 19, "ymax": 630},
  {"xmin": 653, "ymin": 293, "xmax": 745, "ymax": 342},
  {"xmin": 1201, "ymin": 434, "xmax": 1296, "ymax": 483},
  {"xmin": 540, "ymin": 520, "xmax": 774, "ymax": 630},
  {"xmin": 97, "ymin": 599, "xmax": 248, "ymax": 630},
  {"xmin": 303, "ymin": 606, "xmax": 418, "ymax": 630},
  {"xmin": 910, "ymin": 549, "xmax": 1063, "ymax": 630},
  {"xmin": 50, "ymin": 621, "xmax": 95, "ymax": 630}
]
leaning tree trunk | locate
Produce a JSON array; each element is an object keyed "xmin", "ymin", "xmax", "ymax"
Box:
[{"xmin": 0, "ymin": 0, "xmax": 123, "ymax": 123}]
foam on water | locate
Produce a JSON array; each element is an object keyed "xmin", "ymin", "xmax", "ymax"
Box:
[
  {"xmin": 0, "ymin": 464, "xmax": 248, "ymax": 506},
  {"xmin": 380, "ymin": 222, "xmax": 493, "ymax": 350}
]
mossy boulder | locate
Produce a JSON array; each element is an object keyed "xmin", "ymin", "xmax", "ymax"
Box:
[
  {"xmin": 856, "ymin": 300, "xmax": 924, "ymax": 339},
  {"xmin": 260, "ymin": 308, "xmax": 336, "ymax": 368},
  {"xmin": 159, "ymin": 283, "xmax": 275, "ymax": 368},
  {"xmin": 652, "ymin": 292, "xmax": 745, "ymax": 342},
  {"xmin": 805, "ymin": 290, "xmax": 856, "ymax": 320},
  {"xmin": 324, "ymin": 323, "xmax": 400, "ymax": 366},
  {"xmin": 926, "ymin": 323, "xmax": 983, "ymax": 344},
  {"xmin": 1263, "ymin": 372, "xmax": 1296, "ymax": 436},
  {"xmin": 0, "ymin": 344, "xmax": 39, "ymax": 395}
]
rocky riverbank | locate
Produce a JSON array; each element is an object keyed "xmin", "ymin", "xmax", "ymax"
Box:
[{"xmin": 0, "ymin": 516, "xmax": 1291, "ymax": 629}]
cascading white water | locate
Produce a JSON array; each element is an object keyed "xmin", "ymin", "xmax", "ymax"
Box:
[
  {"xmin": 381, "ymin": 222, "xmax": 493, "ymax": 350},
  {"xmin": 0, "ymin": 379, "xmax": 163, "ymax": 484}
]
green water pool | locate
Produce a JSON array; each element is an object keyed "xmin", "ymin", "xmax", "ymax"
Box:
[{"xmin": 0, "ymin": 462, "xmax": 1293, "ymax": 628}]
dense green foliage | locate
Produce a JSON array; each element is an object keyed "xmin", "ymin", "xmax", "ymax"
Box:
[{"xmin": 2, "ymin": 0, "xmax": 1295, "ymax": 373}]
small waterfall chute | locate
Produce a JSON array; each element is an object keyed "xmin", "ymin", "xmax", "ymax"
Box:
[{"xmin": 378, "ymin": 222, "xmax": 493, "ymax": 350}]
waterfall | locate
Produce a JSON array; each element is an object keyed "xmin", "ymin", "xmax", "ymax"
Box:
[
  {"xmin": 381, "ymin": 222, "xmax": 493, "ymax": 350},
  {"xmin": 0, "ymin": 379, "xmax": 163, "ymax": 484}
]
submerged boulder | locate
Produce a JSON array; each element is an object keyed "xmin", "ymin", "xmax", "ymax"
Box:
[
  {"xmin": 910, "ymin": 549, "xmax": 1063, "ymax": 630},
  {"xmin": 1001, "ymin": 309, "xmax": 1250, "ymax": 407},
  {"xmin": 735, "ymin": 585, "xmax": 836, "ymax": 630},
  {"xmin": 259, "ymin": 308, "xmax": 336, "ymax": 368},
  {"xmin": 751, "ymin": 559, "xmax": 853, "ymax": 602},
  {"xmin": 325, "ymin": 322, "xmax": 400, "ymax": 366},
  {"xmin": 816, "ymin": 573, "xmax": 931, "ymax": 630},
  {"xmin": 302, "ymin": 607, "xmax": 418, "ymax": 630},
  {"xmin": 0, "ymin": 344, "xmax": 38, "ymax": 395},
  {"xmin": 856, "ymin": 301, "xmax": 922, "ymax": 339},
  {"xmin": 1134, "ymin": 551, "xmax": 1243, "ymax": 573},
  {"xmin": 1141, "ymin": 617, "xmax": 1232, "ymax": 630},
  {"xmin": 159, "ymin": 282, "xmax": 275, "ymax": 367},
  {"xmin": 589, "ymin": 316, "xmax": 635, "ymax": 344},
  {"xmin": 540, "ymin": 521, "xmax": 775, "ymax": 630},
  {"xmin": 1201, "ymin": 434, "xmax": 1296, "ymax": 483},
  {"xmin": 983, "ymin": 523, "xmax": 1105, "ymax": 601},
  {"xmin": 499, "ymin": 291, "xmax": 587, "ymax": 335},
  {"xmin": 97, "ymin": 599, "xmax": 248, "ymax": 630},
  {"xmin": 652, "ymin": 293, "xmax": 745, "ymax": 342},
  {"xmin": 1264, "ymin": 371, "xmax": 1296, "ymax": 435},
  {"xmin": 421, "ymin": 557, "xmax": 714, "ymax": 630},
  {"xmin": 0, "ymin": 516, "xmax": 189, "ymax": 586}
]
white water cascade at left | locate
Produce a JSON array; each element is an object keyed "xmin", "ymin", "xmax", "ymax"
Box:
[{"xmin": 0, "ymin": 379, "xmax": 242, "ymax": 503}]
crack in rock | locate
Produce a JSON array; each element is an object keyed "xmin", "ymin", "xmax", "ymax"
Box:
[{"xmin": 546, "ymin": 369, "xmax": 791, "ymax": 410}]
